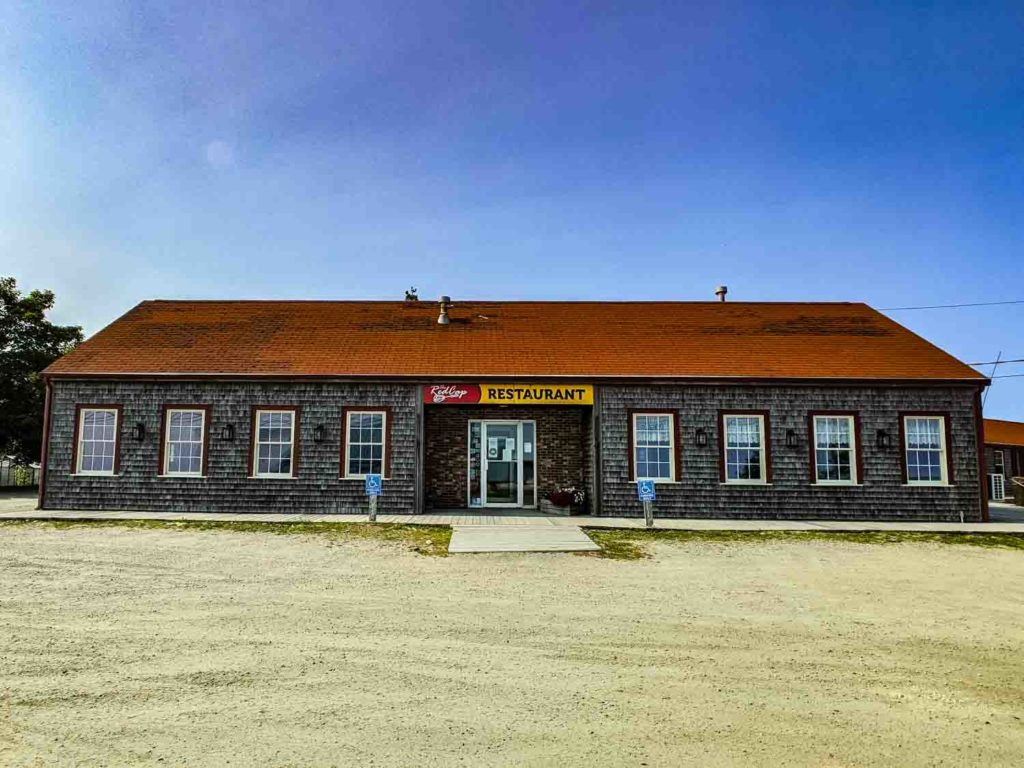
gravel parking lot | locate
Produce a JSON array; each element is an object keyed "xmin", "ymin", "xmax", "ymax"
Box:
[{"xmin": 1, "ymin": 522, "xmax": 1023, "ymax": 766}]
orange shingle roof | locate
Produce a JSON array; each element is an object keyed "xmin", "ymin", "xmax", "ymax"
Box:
[
  {"xmin": 44, "ymin": 300, "xmax": 986, "ymax": 382},
  {"xmin": 984, "ymin": 419, "xmax": 1024, "ymax": 447}
]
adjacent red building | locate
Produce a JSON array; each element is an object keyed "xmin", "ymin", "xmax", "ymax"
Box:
[{"xmin": 983, "ymin": 419, "xmax": 1024, "ymax": 503}]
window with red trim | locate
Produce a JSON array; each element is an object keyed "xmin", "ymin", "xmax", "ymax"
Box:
[
  {"xmin": 811, "ymin": 415, "xmax": 857, "ymax": 484},
  {"xmin": 343, "ymin": 410, "xmax": 387, "ymax": 478},
  {"xmin": 722, "ymin": 414, "xmax": 767, "ymax": 484},
  {"xmin": 75, "ymin": 407, "xmax": 119, "ymax": 475},
  {"xmin": 253, "ymin": 409, "xmax": 297, "ymax": 478},
  {"xmin": 631, "ymin": 412, "xmax": 676, "ymax": 481},
  {"xmin": 163, "ymin": 408, "xmax": 207, "ymax": 476},
  {"xmin": 903, "ymin": 415, "xmax": 949, "ymax": 485}
]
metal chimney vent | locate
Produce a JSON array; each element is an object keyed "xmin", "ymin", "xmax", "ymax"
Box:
[
  {"xmin": 437, "ymin": 295, "xmax": 451, "ymax": 325},
  {"xmin": 715, "ymin": 285, "xmax": 728, "ymax": 302}
]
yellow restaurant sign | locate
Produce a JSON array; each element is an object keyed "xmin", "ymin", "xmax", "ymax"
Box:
[{"xmin": 423, "ymin": 383, "xmax": 594, "ymax": 405}]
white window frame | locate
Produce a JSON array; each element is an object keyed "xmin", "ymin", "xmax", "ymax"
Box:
[
  {"xmin": 162, "ymin": 408, "xmax": 206, "ymax": 477},
  {"xmin": 992, "ymin": 449, "xmax": 1005, "ymax": 475},
  {"xmin": 722, "ymin": 414, "xmax": 768, "ymax": 485},
  {"xmin": 812, "ymin": 415, "xmax": 858, "ymax": 485},
  {"xmin": 903, "ymin": 415, "xmax": 949, "ymax": 486},
  {"xmin": 631, "ymin": 412, "xmax": 677, "ymax": 483},
  {"xmin": 343, "ymin": 409, "xmax": 388, "ymax": 479},
  {"xmin": 75, "ymin": 407, "xmax": 119, "ymax": 476},
  {"xmin": 252, "ymin": 408, "xmax": 297, "ymax": 479}
]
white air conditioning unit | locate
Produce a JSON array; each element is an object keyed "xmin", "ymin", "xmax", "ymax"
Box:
[{"xmin": 989, "ymin": 473, "xmax": 1006, "ymax": 501}]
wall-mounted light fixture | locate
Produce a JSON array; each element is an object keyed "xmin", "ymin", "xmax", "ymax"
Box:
[
  {"xmin": 313, "ymin": 424, "xmax": 326, "ymax": 443},
  {"xmin": 220, "ymin": 424, "xmax": 235, "ymax": 441},
  {"xmin": 876, "ymin": 429, "xmax": 891, "ymax": 450},
  {"xmin": 695, "ymin": 427, "xmax": 708, "ymax": 447},
  {"xmin": 131, "ymin": 423, "xmax": 146, "ymax": 441},
  {"xmin": 785, "ymin": 429, "xmax": 799, "ymax": 448}
]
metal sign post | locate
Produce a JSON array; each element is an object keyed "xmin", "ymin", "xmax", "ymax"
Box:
[
  {"xmin": 365, "ymin": 473, "xmax": 382, "ymax": 522},
  {"xmin": 636, "ymin": 480, "xmax": 656, "ymax": 528}
]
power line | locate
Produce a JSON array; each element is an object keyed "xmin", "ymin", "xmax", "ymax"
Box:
[
  {"xmin": 880, "ymin": 299, "xmax": 1024, "ymax": 311},
  {"xmin": 969, "ymin": 358, "xmax": 1024, "ymax": 366},
  {"xmin": 983, "ymin": 351, "xmax": 1002, "ymax": 408},
  {"xmin": 870, "ymin": 302, "xmax": 1024, "ymax": 384}
]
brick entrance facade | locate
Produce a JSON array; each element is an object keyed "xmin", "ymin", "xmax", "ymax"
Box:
[{"xmin": 423, "ymin": 406, "xmax": 593, "ymax": 510}]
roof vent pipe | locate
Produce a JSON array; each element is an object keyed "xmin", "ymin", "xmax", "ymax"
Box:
[
  {"xmin": 715, "ymin": 285, "xmax": 728, "ymax": 302},
  {"xmin": 437, "ymin": 295, "xmax": 451, "ymax": 325}
]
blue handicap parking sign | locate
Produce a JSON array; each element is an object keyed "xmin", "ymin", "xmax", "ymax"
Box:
[
  {"xmin": 365, "ymin": 474, "xmax": 382, "ymax": 497},
  {"xmin": 637, "ymin": 479, "xmax": 656, "ymax": 502}
]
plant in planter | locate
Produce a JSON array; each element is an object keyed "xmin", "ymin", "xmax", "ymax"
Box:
[{"xmin": 546, "ymin": 485, "xmax": 586, "ymax": 513}]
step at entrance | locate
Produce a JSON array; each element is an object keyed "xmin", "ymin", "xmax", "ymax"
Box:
[{"xmin": 448, "ymin": 524, "xmax": 600, "ymax": 554}]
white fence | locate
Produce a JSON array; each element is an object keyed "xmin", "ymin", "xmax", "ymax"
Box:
[{"xmin": 0, "ymin": 462, "xmax": 40, "ymax": 488}]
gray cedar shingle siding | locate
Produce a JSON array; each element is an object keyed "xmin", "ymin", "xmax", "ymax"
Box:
[
  {"xmin": 43, "ymin": 380, "xmax": 419, "ymax": 514},
  {"xmin": 598, "ymin": 384, "xmax": 982, "ymax": 521},
  {"xmin": 43, "ymin": 379, "xmax": 983, "ymax": 521}
]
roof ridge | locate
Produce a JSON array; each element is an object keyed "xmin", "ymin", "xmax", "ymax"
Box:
[{"xmin": 143, "ymin": 298, "xmax": 866, "ymax": 306}]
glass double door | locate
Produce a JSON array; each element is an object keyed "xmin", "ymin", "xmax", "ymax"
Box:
[
  {"xmin": 483, "ymin": 423, "xmax": 519, "ymax": 505},
  {"xmin": 470, "ymin": 420, "xmax": 536, "ymax": 508}
]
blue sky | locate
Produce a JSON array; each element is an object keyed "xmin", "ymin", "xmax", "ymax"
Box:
[{"xmin": 2, "ymin": 1, "xmax": 1022, "ymax": 417}]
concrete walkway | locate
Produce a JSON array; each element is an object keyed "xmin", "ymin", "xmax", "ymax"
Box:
[
  {"xmin": 448, "ymin": 525, "xmax": 601, "ymax": 553},
  {"xmin": 990, "ymin": 502, "xmax": 1024, "ymax": 523},
  {"xmin": 3, "ymin": 508, "xmax": 1024, "ymax": 532},
  {"xmin": 3, "ymin": 492, "xmax": 1023, "ymax": 533}
]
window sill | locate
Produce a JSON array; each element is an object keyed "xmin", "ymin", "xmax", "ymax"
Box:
[
  {"xmin": 71, "ymin": 473, "xmax": 120, "ymax": 478},
  {"xmin": 631, "ymin": 479, "xmax": 680, "ymax": 485},
  {"xmin": 342, "ymin": 476, "xmax": 391, "ymax": 481},
  {"xmin": 720, "ymin": 482, "xmax": 772, "ymax": 487},
  {"xmin": 904, "ymin": 483, "xmax": 953, "ymax": 488},
  {"xmin": 811, "ymin": 483, "xmax": 861, "ymax": 488},
  {"xmin": 248, "ymin": 475, "xmax": 298, "ymax": 480},
  {"xmin": 158, "ymin": 474, "xmax": 207, "ymax": 479}
]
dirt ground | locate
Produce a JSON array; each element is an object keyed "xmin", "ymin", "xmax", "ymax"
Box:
[{"xmin": 1, "ymin": 524, "xmax": 1022, "ymax": 767}]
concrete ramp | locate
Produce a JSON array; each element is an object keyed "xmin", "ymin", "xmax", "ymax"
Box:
[{"xmin": 448, "ymin": 524, "xmax": 600, "ymax": 554}]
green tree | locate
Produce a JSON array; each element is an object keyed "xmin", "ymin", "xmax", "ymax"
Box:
[{"xmin": 0, "ymin": 277, "xmax": 83, "ymax": 462}]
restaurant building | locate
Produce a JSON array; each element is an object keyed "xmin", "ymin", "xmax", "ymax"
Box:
[
  {"xmin": 39, "ymin": 297, "xmax": 990, "ymax": 521},
  {"xmin": 983, "ymin": 419, "xmax": 1024, "ymax": 503}
]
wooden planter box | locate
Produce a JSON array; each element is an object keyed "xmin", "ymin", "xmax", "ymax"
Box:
[{"xmin": 539, "ymin": 498, "xmax": 581, "ymax": 516}]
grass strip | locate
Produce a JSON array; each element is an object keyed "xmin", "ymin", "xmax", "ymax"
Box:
[
  {"xmin": 4, "ymin": 520, "xmax": 1022, "ymax": 561},
  {"xmin": 0, "ymin": 519, "xmax": 452, "ymax": 557},
  {"xmin": 582, "ymin": 527, "xmax": 1024, "ymax": 560}
]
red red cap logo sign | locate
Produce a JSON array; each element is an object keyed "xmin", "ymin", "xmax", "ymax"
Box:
[{"xmin": 423, "ymin": 384, "xmax": 481, "ymax": 404}]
